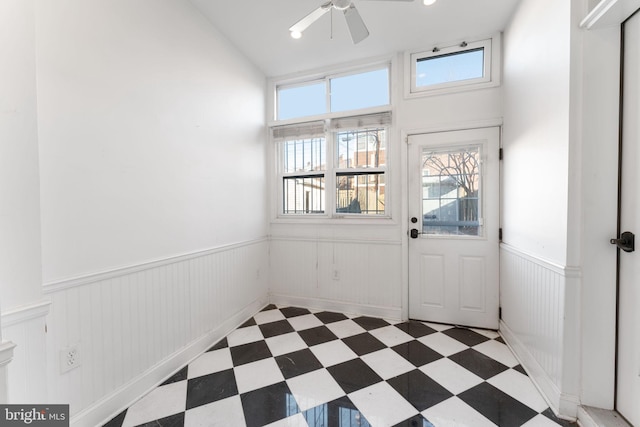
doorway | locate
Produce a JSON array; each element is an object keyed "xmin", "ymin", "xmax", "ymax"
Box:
[
  {"xmin": 615, "ymin": 9, "xmax": 640, "ymax": 426},
  {"xmin": 407, "ymin": 127, "xmax": 500, "ymax": 329}
]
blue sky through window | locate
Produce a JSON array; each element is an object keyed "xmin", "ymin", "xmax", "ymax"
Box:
[{"xmin": 416, "ymin": 48, "xmax": 484, "ymax": 87}]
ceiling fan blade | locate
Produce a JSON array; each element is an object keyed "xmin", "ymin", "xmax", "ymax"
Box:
[
  {"xmin": 343, "ymin": 4, "xmax": 369, "ymax": 44},
  {"xmin": 289, "ymin": 2, "xmax": 332, "ymax": 33}
]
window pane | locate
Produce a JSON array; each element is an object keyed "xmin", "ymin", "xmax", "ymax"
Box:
[
  {"xmin": 283, "ymin": 138, "xmax": 326, "ymax": 173},
  {"xmin": 336, "ymin": 128, "xmax": 386, "ymax": 169},
  {"xmin": 283, "ymin": 176, "xmax": 325, "ymax": 214},
  {"xmin": 421, "ymin": 146, "xmax": 480, "ymax": 235},
  {"xmin": 416, "ymin": 48, "xmax": 484, "ymax": 87},
  {"xmin": 277, "ymin": 82, "xmax": 326, "ymax": 120},
  {"xmin": 336, "ymin": 172, "xmax": 385, "ymax": 215},
  {"xmin": 330, "ymin": 68, "xmax": 389, "ymax": 112}
]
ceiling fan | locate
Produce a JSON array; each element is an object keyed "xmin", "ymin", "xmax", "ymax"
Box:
[{"xmin": 289, "ymin": 0, "xmax": 415, "ymax": 44}]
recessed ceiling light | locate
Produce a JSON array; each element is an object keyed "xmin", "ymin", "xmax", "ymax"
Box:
[{"xmin": 423, "ymin": 0, "xmax": 437, "ymax": 5}]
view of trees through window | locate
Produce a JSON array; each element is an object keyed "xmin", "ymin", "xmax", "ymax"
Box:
[{"xmin": 421, "ymin": 145, "xmax": 480, "ymax": 235}]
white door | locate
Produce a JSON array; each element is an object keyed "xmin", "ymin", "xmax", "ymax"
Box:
[
  {"xmin": 408, "ymin": 127, "xmax": 500, "ymax": 329},
  {"xmin": 616, "ymin": 9, "xmax": 640, "ymax": 426}
]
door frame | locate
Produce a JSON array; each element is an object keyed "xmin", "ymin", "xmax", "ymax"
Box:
[{"xmin": 400, "ymin": 119, "xmax": 503, "ymax": 322}]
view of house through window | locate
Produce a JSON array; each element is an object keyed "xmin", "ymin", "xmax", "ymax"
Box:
[{"xmin": 421, "ymin": 145, "xmax": 481, "ymax": 235}]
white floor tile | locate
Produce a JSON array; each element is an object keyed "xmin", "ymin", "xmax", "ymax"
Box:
[
  {"xmin": 266, "ymin": 332, "xmax": 308, "ymax": 357},
  {"xmin": 369, "ymin": 325, "xmax": 414, "ymax": 347},
  {"xmin": 227, "ymin": 325, "xmax": 264, "ymax": 347},
  {"xmin": 286, "ymin": 369, "xmax": 345, "ymax": 412},
  {"xmin": 423, "ymin": 322, "xmax": 454, "ymax": 332},
  {"xmin": 487, "ymin": 370, "xmax": 549, "ymax": 412},
  {"xmin": 422, "ymin": 396, "xmax": 497, "ymax": 427},
  {"xmin": 234, "ymin": 358, "xmax": 284, "ymax": 394},
  {"xmin": 361, "ymin": 348, "xmax": 415, "ymax": 380},
  {"xmin": 325, "ymin": 319, "xmax": 367, "ymax": 338},
  {"xmin": 187, "ymin": 348, "xmax": 233, "ymax": 379},
  {"xmin": 184, "ymin": 395, "xmax": 245, "ymax": 427},
  {"xmin": 420, "ymin": 358, "xmax": 483, "ymax": 395},
  {"xmin": 418, "ymin": 332, "xmax": 469, "ymax": 356},
  {"xmin": 287, "ymin": 314, "xmax": 324, "ymax": 331},
  {"xmin": 473, "ymin": 339, "xmax": 520, "ymax": 367},
  {"xmin": 470, "ymin": 328, "xmax": 501, "ymax": 339},
  {"xmin": 309, "ymin": 340, "xmax": 358, "ymax": 367},
  {"xmin": 254, "ymin": 310, "xmax": 286, "ymax": 325},
  {"xmin": 521, "ymin": 414, "xmax": 566, "ymax": 427},
  {"xmin": 349, "ymin": 382, "xmax": 418, "ymax": 426},
  {"xmin": 122, "ymin": 381, "xmax": 187, "ymax": 427}
]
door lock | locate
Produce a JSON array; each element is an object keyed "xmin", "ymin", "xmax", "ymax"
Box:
[
  {"xmin": 410, "ymin": 229, "xmax": 420, "ymax": 239},
  {"xmin": 610, "ymin": 231, "xmax": 635, "ymax": 253}
]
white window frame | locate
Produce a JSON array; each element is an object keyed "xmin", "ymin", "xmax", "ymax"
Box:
[
  {"xmin": 273, "ymin": 114, "xmax": 391, "ymax": 222},
  {"xmin": 404, "ymin": 34, "xmax": 501, "ymax": 99}
]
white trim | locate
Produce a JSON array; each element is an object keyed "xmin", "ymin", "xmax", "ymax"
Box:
[
  {"xmin": 0, "ymin": 341, "xmax": 16, "ymax": 368},
  {"xmin": 76, "ymin": 297, "xmax": 267, "ymax": 427},
  {"xmin": 1, "ymin": 301, "xmax": 51, "ymax": 328},
  {"xmin": 269, "ymin": 294, "xmax": 402, "ymax": 321},
  {"xmin": 580, "ymin": 0, "xmax": 640, "ymax": 29},
  {"xmin": 43, "ymin": 237, "xmax": 268, "ymax": 293},
  {"xmin": 403, "ymin": 118, "xmax": 504, "ymax": 142},
  {"xmin": 500, "ymin": 242, "xmax": 582, "ymax": 277},
  {"xmin": 500, "ymin": 320, "xmax": 578, "ymax": 422},
  {"xmin": 269, "ymin": 236, "xmax": 402, "ymax": 246}
]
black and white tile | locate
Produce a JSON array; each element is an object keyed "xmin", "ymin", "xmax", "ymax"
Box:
[{"xmin": 104, "ymin": 305, "xmax": 576, "ymax": 427}]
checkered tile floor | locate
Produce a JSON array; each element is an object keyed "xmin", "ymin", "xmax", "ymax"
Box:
[{"xmin": 104, "ymin": 305, "xmax": 576, "ymax": 427}]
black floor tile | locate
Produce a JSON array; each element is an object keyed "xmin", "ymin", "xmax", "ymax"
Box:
[
  {"xmin": 342, "ymin": 332, "xmax": 387, "ymax": 356},
  {"xmin": 443, "ymin": 327, "xmax": 490, "ymax": 346},
  {"xmin": 259, "ymin": 319, "xmax": 295, "ymax": 338},
  {"xmin": 392, "ymin": 340, "xmax": 443, "ymax": 367},
  {"xmin": 239, "ymin": 317, "xmax": 257, "ymax": 328},
  {"xmin": 261, "ymin": 304, "xmax": 278, "ymax": 311},
  {"xmin": 160, "ymin": 366, "xmax": 187, "ymax": 386},
  {"xmin": 241, "ymin": 381, "xmax": 299, "ymax": 427},
  {"xmin": 449, "ymin": 348, "xmax": 509, "ymax": 380},
  {"xmin": 275, "ymin": 348, "xmax": 323, "ymax": 379},
  {"xmin": 352, "ymin": 316, "xmax": 391, "ymax": 331},
  {"xmin": 230, "ymin": 340, "xmax": 272, "ymax": 366},
  {"xmin": 314, "ymin": 311, "xmax": 349, "ymax": 324},
  {"xmin": 102, "ymin": 409, "xmax": 127, "ymax": 427},
  {"xmin": 186, "ymin": 368, "xmax": 238, "ymax": 410},
  {"xmin": 207, "ymin": 337, "xmax": 228, "ymax": 352},
  {"xmin": 458, "ymin": 382, "xmax": 538, "ymax": 427},
  {"xmin": 327, "ymin": 358, "xmax": 383, "ymax": 394},
  {"xmin": 280, "ymin": 307, "xmax": 311, "ymax": 318},
  {"xmin": 303, "ymin": 396, "xmax": 371, "ymax": 427},
  {"xmin": 387, "ymin": 369, "xmax": 453, "ymax": 411},
  {"xmin": 393, "ymin": 414, "xmax": 436, "ymax": 427},
  {"xmin": 298, "ymin": 325, "xmax": 339, "ymax": 346},
  {"xmin": 137, "ymin": 412, "xmax": 184, "ymax": 427},
  {"xmin": 495, "ymin": 336, "xmax": 506, "ymax": 344},
  {"xmin": 542, "ymin": 408, "xmax": 578, "ymax": 426},
  {"xmin": 395, "ymin": 321, "xmax": 437, "ymax": 338},
  {"xmin": 513, "ymin": 364, "xmax": 527, "ymax": 375}
]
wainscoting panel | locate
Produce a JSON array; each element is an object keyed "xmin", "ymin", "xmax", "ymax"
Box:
[
  {"xmin": 499, "ymin": 243, "xmax": 580, "ymax": 419},
  {"xmin": 270, "ymin": 237, "xmax": 403, "ymax": 319},
  {"xmin": 42, "ymin": 238, "xmax": 269, "ymax": 426}
]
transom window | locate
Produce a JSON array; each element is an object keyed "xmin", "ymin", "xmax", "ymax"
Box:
[
  {"xmin": 274, "ymin": 113, "xmax": 390, "ymax": 217},
  {"xmin": 276, "ymin": 66, "xmax": 390, "ymax": 121},
  {"xmin": 407, "ymin": 37, "xmax": 496, "ymax": 96}
]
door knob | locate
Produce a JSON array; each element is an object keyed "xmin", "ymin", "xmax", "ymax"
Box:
[
  {"xmin": 410, "ymin": 229, "xmax": 420, "ymax": 239},
  {"xmin": 610, "ymin": 231, "xmax": 635, "ymax": 253}
]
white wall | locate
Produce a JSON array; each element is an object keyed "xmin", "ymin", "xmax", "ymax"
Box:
[
  {"xmin": 36, "ymin": 0, "xmax": 268, "ymax": 284},
  {"xmin": 502, "ymin": 0, "xmax": 572, "ymax": 266}
]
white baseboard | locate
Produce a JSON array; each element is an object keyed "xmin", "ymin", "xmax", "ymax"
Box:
[
  {"xmin": 269, "ymin": 293, "xmax": 402, "ymax": 321},
  {"xmin": 500, "ymin": 320, "xmax": 578, "ymax": 421},
  {"xmin": 72, "ymin": 297, "xmax": 267, "ymax": 427}
]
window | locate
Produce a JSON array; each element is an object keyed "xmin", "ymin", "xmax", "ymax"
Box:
[
  {"xmin": 276, "ymin": 66, "xmax": 390, "ymax": 121},
  {"xmin": 406, "ymin": 37, "xmax": 499, "ymax": 97},
  {"xmin": 273, "ymin": 112, "xmax": 390, "ymax": 218}
]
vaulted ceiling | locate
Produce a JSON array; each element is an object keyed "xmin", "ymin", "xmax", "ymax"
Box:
[{"xmin": 190, "ymin": 0, "xmax": 521, "ymax": 77}]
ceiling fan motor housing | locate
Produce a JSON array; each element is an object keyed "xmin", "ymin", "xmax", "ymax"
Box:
[{"xmin": 333, "ymin": 0, "xmax": 352, "ymax": 10}]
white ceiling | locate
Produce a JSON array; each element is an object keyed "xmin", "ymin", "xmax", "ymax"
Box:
[{"xmin": 190, "ymin": 0, "xmax": 521, "ymax": 77}]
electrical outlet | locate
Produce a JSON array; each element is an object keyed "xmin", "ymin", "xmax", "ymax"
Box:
[
  {"xmin": 332, "ymin": 269, "xmax": 340, "ymax": 280},
  {"xmin": 60, "ymin": 344, "xmax": 81, "ymax": 373},
  {"xmin": 256, "ymin": 268, "xmax": 260, "ymax": 280}
]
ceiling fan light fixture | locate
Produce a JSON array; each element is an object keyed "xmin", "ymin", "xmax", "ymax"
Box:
[
  {"xmin": 423, "ymin": 0, "xmax": 437, "ymax": 5},
  {"xmin": 290, "ymin": 30, "xmax": 302, "ymax": 39}
]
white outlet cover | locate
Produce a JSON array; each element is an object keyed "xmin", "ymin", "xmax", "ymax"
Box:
[{"xmin": 60, "ymin": 345, "xmax": 81, "ymax": 373}]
